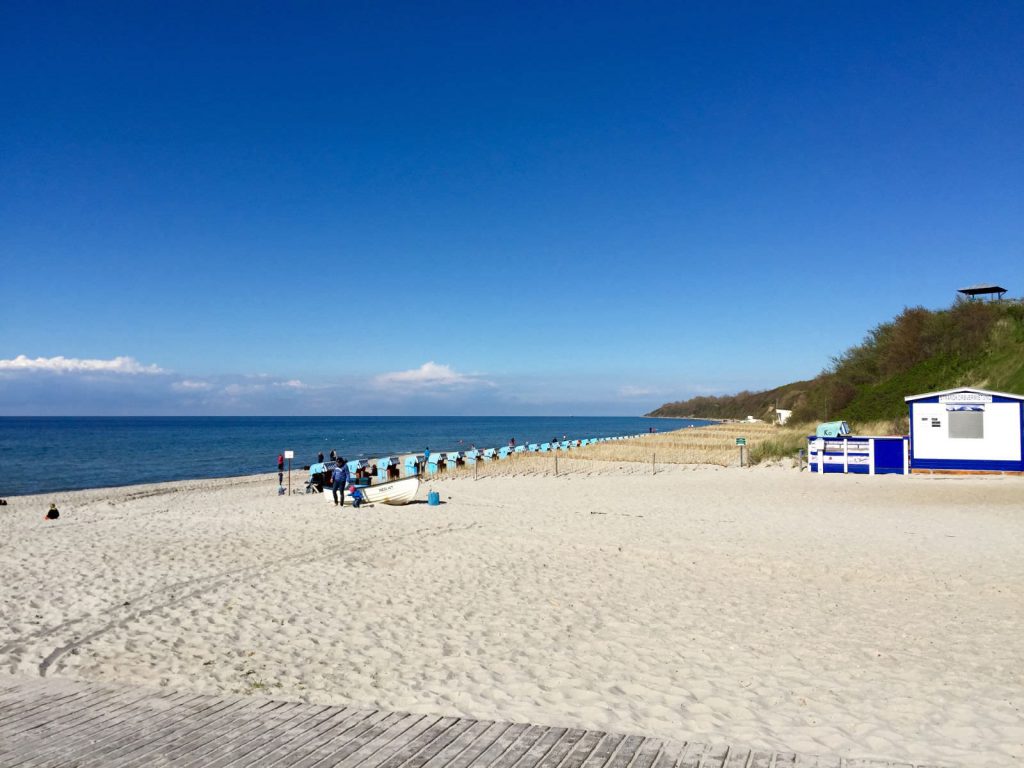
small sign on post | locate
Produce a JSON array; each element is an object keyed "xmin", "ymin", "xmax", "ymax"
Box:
[
  {"xmin": 736, "ymin": 437, "xmax": 746, "ymax": 467},
  {"xmin": 284, "ymin": 450, "xmax": 294, "ymax": 494}
]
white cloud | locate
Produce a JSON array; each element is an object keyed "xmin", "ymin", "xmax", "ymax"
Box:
[
  {"xmin": 171, "ymin": 379, "xmax": 212, "ymax": 391},
  {"xmin": 222, "ymin": 382, "xmax": 267, "ymax": 396},
  {"xmin": 0, "ymin": 355, "xmax": 165, "ymax": 374},
  {"xmin": 274, "ymin": 379, "xmax": 306, "ymax": 389},
  {"xmin": 375, "ymin": 361, "xmax": 494, "ymax": 390}
]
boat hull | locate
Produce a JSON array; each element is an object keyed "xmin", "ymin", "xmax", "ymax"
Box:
[{"xmin": 320, "ymin": 476, "xmax": 421, "ymax": 506}]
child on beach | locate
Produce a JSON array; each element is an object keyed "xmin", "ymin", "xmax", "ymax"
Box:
[
  {"xmin": 349, "ymin": 485, "xmax": 363, "ymax": 508},
  {"xmin": 45, "ymin": 503, "xmax": 59, "ymax": 520}
]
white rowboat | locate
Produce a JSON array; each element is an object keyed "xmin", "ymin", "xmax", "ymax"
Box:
[{"xmin": 320, "ymin": 476, "xmax": 420, "ymax": 506}]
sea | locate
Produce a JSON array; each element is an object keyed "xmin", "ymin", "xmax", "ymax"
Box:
[{"xmin": 0, "ymin": 416, "xmax": 708, "ymax": 497}]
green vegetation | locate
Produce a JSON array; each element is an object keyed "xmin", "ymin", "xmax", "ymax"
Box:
[{"xmin": 649, "ymin": 299, "xmax": 1024, "ymax": 423}]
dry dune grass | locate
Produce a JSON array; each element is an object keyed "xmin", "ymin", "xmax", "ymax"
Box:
[{"xmin": 431, "ymin": 423, "xmax": 812, "ymax": 478}]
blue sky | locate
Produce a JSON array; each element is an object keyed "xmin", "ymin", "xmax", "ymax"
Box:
[{"xmin": 1, "ymin": 1, "xmax": 1021, "ymax": 415}]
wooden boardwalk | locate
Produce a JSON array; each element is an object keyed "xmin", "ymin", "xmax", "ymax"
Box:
[{"xmin": 0, "ymin": 676, "xmax": 944, "ymax": 768}]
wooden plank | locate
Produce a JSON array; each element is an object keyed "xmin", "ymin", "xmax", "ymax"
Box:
[
  {"xmin": 99, "ymin": 695, "xmax": 266, "ymax": 765},
  {"xmin": 291, "ymin": 710, "xmax": 405, "ymax": 768},
  {"xmin": 701, "ymin": 742, "xmax": 731, "ymax": 768},
  {"xmin": 0, "ymin": 683, "xmax": 103, "ymax": 731},
  {"xmin": 284, "ymin": 709, "xmax": 395, "ymax": 768},
  {"xmin": 6, "ymin": 685, "xmax": 159, "ymax": 751},
  {"xmin": 256, "ymin": 708, "xmax": 378, "ymax": 768},
  {"xmin": 461, "ymin": 722, "xmax": 531, "ymax": 766},
  {"xmin": 245, "ymin": 706, "xmax": 364, "ymax": 768},
  {"xmin": 434, "ymin": 721, "xmax": 515, "ymax": 768},
  {"xmin": 488, "ymin": 724, "xmax": 549, "ymax": 767},
  {"xmin": 0, "ymin": 679, "xmax": 949, "ymax": 768},
  {"xmin": 531, "ymin": 727, "xmax": 589, "ymax": 768},
  {"xmin": 649, "ymin": 741, "xmax": 686, "ymax": 768},
  {"xmin": 413, "ymin": 718, "xmax": 495, "ymax": 768},
  {"xmin": 15, "ymin": 687, "xmax": 192, "ymax": 768},
  {"xmin": 73, "ymin": 692, "xmax": 218, "ymax": 765},
  {"xmin": 330, "ymin": 713, "xmax": 437, "ymax": 768},
  {"xmin": 198, "ymin": 702, "xmax": 328, "ymax": 768},
  {"xmin": 621, "ymin": 737, "xmax": 666, "ymax": 768},
  {"xmin": 508, "ymin": 727, "xmax": 568, "ymax": 768},
  {"xmin": 724, "ymin": 745, "xmax": 755, "ymax": 768},
  {"xmin": 0, "ymin": 678, "xmax": 46, "ymax": 703},
  {"xmin": 0, "ymin": 683, "xmax": 123, "ymax": 749},
  {"xmin": 348, "ymin": 714, "xmax": 455, "ymax": 768},
  {"xmin": 32, "ymin": 689, "xmax": 198, "ymax": 767},
  {"xmin": 675, "ymin": 742, "xmax": 708, "ymax": 768},
  {"xmin": 604, "ymin": 734, "xmax": 645, "ymax": 768},
  {"xmin": 551, "ymin": 730, "xmax": 604, "ymax": 768},
  {"xmin": 580, "ymin": 733, "xmax": 625, "ymax": 767},
  {"xmin": 373, "ymin": 717, "xmax": 471, "ymax": 768},
  {"xmin": 159, "ymin": 699, "xmax": 307, "ymax": 767}
]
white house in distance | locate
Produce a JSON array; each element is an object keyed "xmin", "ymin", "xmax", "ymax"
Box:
[
  {"xmin": 906, "ymin": 387, "xmax": 1024, "ymax": 474},
  {"xmin": 775, "ymin": 409, "xmax": 792, "ymax": 425}
]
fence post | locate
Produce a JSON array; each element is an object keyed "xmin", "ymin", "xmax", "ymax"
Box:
[
  {"xmin": 652, "ymin": 452, "xmax": 656, "ymax": 475},
  {"xmin": 555, "ymin": 453, "xmax": 558, "ymax": 476}
]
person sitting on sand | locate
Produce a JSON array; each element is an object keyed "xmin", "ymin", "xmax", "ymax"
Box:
[
  {"xmin": 330, "ymin": 459, "xmax": 350, "ymax": 506},
  {"xmin": 45, "ymin": 503, "xmax": 59, "ymax": 521},
  {"xmin": 349, "ymin": 485, "xmax": 363, "ymax": 508}
]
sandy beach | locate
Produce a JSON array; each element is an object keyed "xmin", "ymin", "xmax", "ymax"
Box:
[{"xmin": 1, "ymin": 464, "xmax": 1022, "ymax": 767}]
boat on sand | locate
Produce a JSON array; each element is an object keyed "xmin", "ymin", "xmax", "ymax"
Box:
[{"xmin": 319, "ymin": 476, "xmax": 420, "ymax": 506}]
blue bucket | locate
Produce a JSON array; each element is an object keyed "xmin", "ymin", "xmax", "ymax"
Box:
[{"xmin": 427, "ymin": 491, "xmax": 440, "ymax": 506}]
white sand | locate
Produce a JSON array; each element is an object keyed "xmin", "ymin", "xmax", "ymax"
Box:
[{"xmin": 1, "ymin": 465, "xmax": 1022, "ymax": 767}]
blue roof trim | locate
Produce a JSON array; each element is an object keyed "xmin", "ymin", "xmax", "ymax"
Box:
[{"xmin": 911, "ymin": 458, "xmax": 1024, "ymax": 472}]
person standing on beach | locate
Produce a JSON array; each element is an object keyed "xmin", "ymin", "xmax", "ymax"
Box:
[
  {"xmin": 329, "ymin": 449, "xmax": 337, "ymax": 462},
  {"xmin": 331, "ymin": 459, "xmax": 350, "ymax": 506},
  {"xmin": 318, "ymin": 450, "xmax": 324, "ymax": 464},
  {"xmin": 277, "ymin": 453, "xmax": 284, "ymax": 485}
]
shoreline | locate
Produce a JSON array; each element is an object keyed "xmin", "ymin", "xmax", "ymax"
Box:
[{"xmin": 0, "ymin": 416, "xmax": 706, "ymax": 498}]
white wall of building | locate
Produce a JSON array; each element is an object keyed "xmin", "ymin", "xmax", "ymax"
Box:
[{"xmin": 911, "ymin": 402, "xmax": 1022, "ymax": 461}]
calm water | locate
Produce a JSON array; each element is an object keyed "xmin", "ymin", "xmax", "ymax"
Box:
[{"xmin": 0, "ymin": 416, "xmax": 706, "ymax": 496}]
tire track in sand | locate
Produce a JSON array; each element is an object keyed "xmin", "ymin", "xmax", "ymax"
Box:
[{"xmin": 2, "ymin": 523, "xmax": 478, "ymax": 677}]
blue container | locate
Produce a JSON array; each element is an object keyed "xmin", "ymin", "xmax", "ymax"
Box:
[{"xmin": 427, "ymin": 491, "xmax": 440, "ymax": 506}]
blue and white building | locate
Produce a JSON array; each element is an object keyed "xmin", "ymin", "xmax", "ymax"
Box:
[{"xmin": 906, "ymin": 387, "xmax": 1024, "ymax": 473}]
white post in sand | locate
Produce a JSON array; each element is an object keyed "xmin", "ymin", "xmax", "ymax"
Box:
[
  {"xmin": 842, "ymin": 439, "xmax": 849, "ymax": 474},
  {"xmin": 868, "ymin": 439, "xmax": 875, "ymax": 476}
]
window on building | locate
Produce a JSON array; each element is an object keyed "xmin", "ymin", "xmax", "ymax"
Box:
[{"xmin": 948, "ymin": 410, "xmax": 984, "ymax": 439}]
